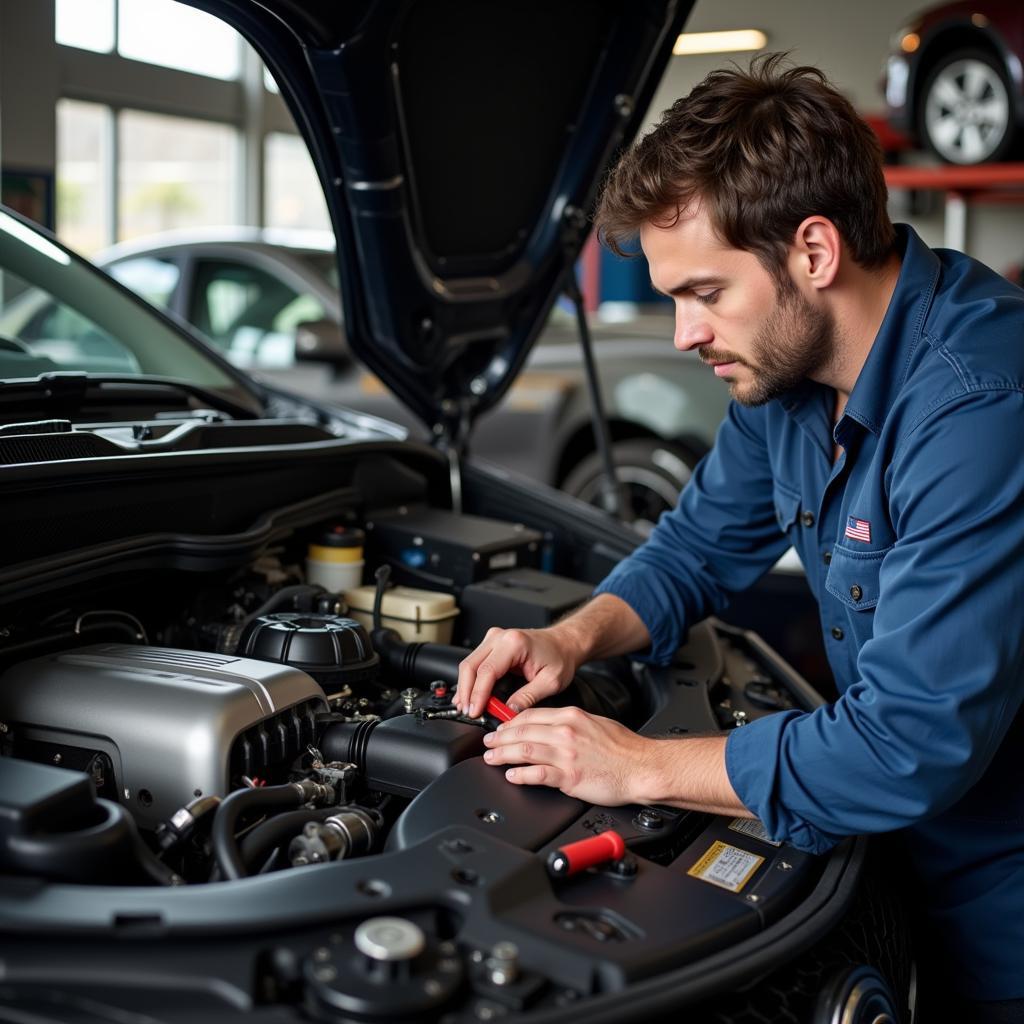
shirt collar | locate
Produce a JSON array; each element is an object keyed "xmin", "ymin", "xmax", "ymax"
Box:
[{"xmin": 840, "ymin": 224, "xmax": 940, "ymax": 436}]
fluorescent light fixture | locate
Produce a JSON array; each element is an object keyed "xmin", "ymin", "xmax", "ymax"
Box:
[{"xmin": 673, "ymin": 29, "xmax": 767, "ymax": 56}]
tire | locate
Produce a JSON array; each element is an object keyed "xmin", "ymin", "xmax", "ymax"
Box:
[
  {"xmin": 561, "ymin": 438, "xmax": 698, "ymax": 534},
  {"xmin": 918, "ymin": 49, "xmax": 1016, "ymax": 164},
  {"xmin": 813, "ymin": 965, "xmax": 900, "ymax": 1024}
]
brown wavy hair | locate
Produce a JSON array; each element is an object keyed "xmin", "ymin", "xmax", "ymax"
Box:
[{"xmin": 596, "ymin": 53, "xmax": 896, "ymax": 280}]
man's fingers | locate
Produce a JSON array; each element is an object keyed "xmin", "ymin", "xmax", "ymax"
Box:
[
  {"xmin": 497, "ymin": 705, "xmax": 588, "ymax": 728},
  {"xmin": 456, "ymin": 643, "xmax": 493, "ymax": 713},
  {"xmin": 503, "ymin": 764, "xmax": 560, "ymax": 788},
  {"xmin": 482, "ymin": 740, "xmax": 560, "ymax": 768},
  {"xmin": 457, "ymin": 645, "xmax": 521, "ymax": 716},
  {"xmin": 506, "ymin": 667, "xmax": 566, "ymax": 712},
  {"xmin": 505, "ymin": 680, "xmax": 552, "ymax": 712},
  {"xmin": 465, "ymin": 658, "xmax": 509, "ymax": 717}
]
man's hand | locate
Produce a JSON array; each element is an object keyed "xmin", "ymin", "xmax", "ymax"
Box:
[
  {"xmin": 455, "ymin": 595, "xmax": 652, "ymax": 719},
  {"xmin": 481, "ymin": 706, "xmax": 654, "ymax": 805},
  {"xmin": 455, "ymin": 627, "xmax": 578, "ymax": 719},
  {"xmin": 482, "ymin": 706, "xmax": 751, "ymax": 816}
]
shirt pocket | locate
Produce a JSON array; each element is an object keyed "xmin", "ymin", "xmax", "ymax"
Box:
[
  {"xmin": 825, "ymin": 544, "xmax": 889, "ymax": 611},
  {"xmin": 772, "ymin": 479, "xmax": 802, "ymax": 534}
]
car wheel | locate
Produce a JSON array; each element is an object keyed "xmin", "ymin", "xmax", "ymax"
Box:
[
  {"xmin": 814, "ymin": 964, "xmax": 900, "ymax": 1024},
  {"xmin": 919, "ymin": 50, "xmax": 1015, "ymax": 164},
  {"xmin": 561, "ymin": 438, "xmax": 697, "ymax": 534}
]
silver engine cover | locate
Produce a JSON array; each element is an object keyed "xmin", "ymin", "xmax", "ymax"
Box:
[{"xmin": 0, "ymin": 644, "xmax": 328, "ymax": 826}]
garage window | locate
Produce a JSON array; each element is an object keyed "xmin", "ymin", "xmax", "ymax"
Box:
[
  {"xmin": 56, "ymin": 99, "xmax": 113, "ymax": 256},
  {"xmin": 119, "ymin": 110, "xmax": 238, "ymax": 242}
]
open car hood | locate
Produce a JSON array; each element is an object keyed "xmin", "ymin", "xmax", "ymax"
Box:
[{"xmin": 184, "ymin": 0, "xmax": 692, "ymax": 436}]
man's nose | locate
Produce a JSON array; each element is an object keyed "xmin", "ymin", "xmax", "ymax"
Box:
[{"xmin": 674, "ymin": 309, "xmax": 713, "ymax": 352}]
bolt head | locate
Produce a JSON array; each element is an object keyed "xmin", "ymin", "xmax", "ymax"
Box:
[
  {"xmin": 635, "ymin": 808, "xmax": 664, "ymax": 830},
  {"xmin": 491, "ymin": 941, "xmax": 518, "ymax": 961}
]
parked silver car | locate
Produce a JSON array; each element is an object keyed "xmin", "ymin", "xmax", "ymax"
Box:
[{"xmin": 94, "ymin": 228, "xmax": 730, "ymax": 528}]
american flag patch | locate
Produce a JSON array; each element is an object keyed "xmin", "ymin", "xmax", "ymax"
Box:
[{"xmin": 845, "ymin": 516, "xmax": 871, "ymax": 543}]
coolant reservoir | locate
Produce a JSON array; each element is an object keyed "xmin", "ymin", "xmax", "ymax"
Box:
[
  {"xmin": 306, "ymin": 526, "xmax": 365, "ymax": 592},
  {"xmin": 344, "ymin": 584, "xmax": 459, "ymax": 645}
]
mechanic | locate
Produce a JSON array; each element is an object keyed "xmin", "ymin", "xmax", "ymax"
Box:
[{"xmin": 455, "ymin": 56, "xmax": 1024, "ymax": 1020}]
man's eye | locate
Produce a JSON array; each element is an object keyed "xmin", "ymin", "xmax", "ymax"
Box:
[{"xmin": 695, "ymin": 290, "xmax": 720, "ymax": 306}]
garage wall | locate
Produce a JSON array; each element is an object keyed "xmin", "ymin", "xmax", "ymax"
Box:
[
  {"xmin": 0, "ymin": 0, "xmax": 58, "ymax": 178},
  {"xmin": 644, "ymin": 0, "xmax": 1024, "ymax": 278},
  {"xmin": 650, "ymin": 0, "xmax": 912, "ymax": 115},
  {"xmin": 1, "ymin": 0, "xmax": 1021, "ymax": 277}
]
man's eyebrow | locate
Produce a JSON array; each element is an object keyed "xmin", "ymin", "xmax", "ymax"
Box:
[{"xmin": 650, "ymin": 275, "xmax": 724, "ymax": 297}]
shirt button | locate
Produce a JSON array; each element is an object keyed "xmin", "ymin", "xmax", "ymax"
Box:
[
  {"xmin": 800, "ymin": 511, "xmax": 815, "ymax": 527},
  {"xmin": 831, "ymin": 626, "xmax": 844, "ymax": 640},
  {"xmin": 850, "ymin": 584, "xmax": 863, "ymax": 601},
  {"xmin": 823, "ymin": 551, "xmax": 832, "ymax": 565}
]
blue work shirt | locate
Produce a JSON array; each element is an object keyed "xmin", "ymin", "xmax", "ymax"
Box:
[{"xmin": 594, "ymin": 225, "xmax": 1024, "ymax": 999}]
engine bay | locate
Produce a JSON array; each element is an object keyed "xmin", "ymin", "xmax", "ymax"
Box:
[{"xmin": 0, "ymin": 436, "xmax": 844, "ymax": 1022}]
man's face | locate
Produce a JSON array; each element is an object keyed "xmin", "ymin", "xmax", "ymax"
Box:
[{"xmin": 641, "ymin": 204, "xmax": 835, "ymax": 406}]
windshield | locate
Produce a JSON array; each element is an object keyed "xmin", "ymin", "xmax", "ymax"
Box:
[{"xmin": 0, "ymin": 207, "xmax": 257, "ymax": 402}]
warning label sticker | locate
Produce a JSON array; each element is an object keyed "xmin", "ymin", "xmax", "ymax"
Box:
[
  {"xmin": 687, "ymin": 841, "xmax": 764, "ymax": 893},
  {"xmin": 728, "ymin": 818, "xmax": 782, "ymax": 847}
]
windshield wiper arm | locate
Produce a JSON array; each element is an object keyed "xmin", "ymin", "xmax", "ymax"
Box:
[{"xmin": 0, "ymin": 373, "xmax": 262, "ymax": 420}]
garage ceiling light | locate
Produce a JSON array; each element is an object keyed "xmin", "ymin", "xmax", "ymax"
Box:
[{"xmin": 673, "ymin": 30, "xmax": 768, "ymax": 56}]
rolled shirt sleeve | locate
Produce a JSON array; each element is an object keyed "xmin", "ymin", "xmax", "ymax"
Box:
[
  {"xmin": 595, "ymin": 400, "xmax": 792, "ymax": 663},
  {"xmin": 727, "ymin": 389, "xmax": 1024, "ymax": 853}
]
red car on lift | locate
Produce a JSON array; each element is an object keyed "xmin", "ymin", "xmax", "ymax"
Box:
[{"xmin": 884, "ymin": 1, "xmax": 1024, "ymax": 163}]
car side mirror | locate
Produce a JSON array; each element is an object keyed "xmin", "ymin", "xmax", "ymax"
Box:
[{"xmin": 294, "ymin": 318, "xmax": 350, "ymax": 366}]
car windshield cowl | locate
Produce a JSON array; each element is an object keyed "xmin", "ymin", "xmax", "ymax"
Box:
[{"xmin": 0, "ymin": 372, "xmax": 264, "ymax": 422}]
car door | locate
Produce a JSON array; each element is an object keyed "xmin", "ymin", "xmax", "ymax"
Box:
[{"xmin": 187, "ymin": 255, "xmax": 330, "ymax": 369}]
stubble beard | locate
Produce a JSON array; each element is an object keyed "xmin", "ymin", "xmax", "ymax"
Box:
[{"xmin": 716, "ymin": 282, "xmax": 837, "ymax": 407}]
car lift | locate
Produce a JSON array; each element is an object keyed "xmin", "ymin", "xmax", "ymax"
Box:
[{"xmin": 884, "ymin": 162, "xmax": 1024, "ymax": 254}]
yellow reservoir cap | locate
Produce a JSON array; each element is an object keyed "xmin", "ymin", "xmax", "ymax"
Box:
[{"xmin": 308, "ymin": 544, "xmax": 364, "ymax": 564}]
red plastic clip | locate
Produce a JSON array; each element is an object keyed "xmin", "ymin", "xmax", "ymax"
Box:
[
  {"xmin": 485, "ymin": 696, "xmax": 517, "ymax": 723},
  {"xmin": 547, "ymin": 830, "xmax": 627, "ymax": 877}
]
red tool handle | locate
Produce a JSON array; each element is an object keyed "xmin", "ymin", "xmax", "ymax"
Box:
[
  {"xmin": 486, "ymin": 696, "xmax": 518, "ymax": 723},
  {"xmin": 547, "ymin": 830, "xmax": 626, "ymax": 877}
]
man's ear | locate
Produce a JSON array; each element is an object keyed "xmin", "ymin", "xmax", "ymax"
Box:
[{"xmin": 788, "ymin": 217, "xmax": 841, "ymax": 291}]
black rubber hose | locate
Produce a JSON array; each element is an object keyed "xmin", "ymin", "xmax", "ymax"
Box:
[
  {"xmin": 211, "ymin": 783, "xmax": 314, "ymax": 881},
  {"xmin": 371, "ymin": 628, "xmax": 465, "ymax": 688},
  {"xmin": 0, "ymin": 620, "xmax": 142, "ymax": 664},
  {"xmin": 238, "ymin": 806, "xmax": 337, "ymax": 874},
  {"xmin": 247, "ymin": 584, "xmax": 325, "ymax": 623},
  {"xmin": 3, "ymin": 799, "xmax": 179, "ymax": 885}
]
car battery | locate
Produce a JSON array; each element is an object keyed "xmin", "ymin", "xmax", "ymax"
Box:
[
  {"xmin": 456, "ymin": 568, "xmax": 593, "ymax": 646},
  {"xmin": 365, "ymin": 508, "xmax": 542, "ymax": 590}
]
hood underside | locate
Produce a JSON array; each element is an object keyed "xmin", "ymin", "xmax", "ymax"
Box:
[{"xmin": 184, "ymin": 0, "xmax": 692, "ymax": 433}]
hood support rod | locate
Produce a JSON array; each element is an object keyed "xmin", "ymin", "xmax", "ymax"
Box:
[{"xmin": 564, "ymin": 268, "xmax": 631, "ymax": 523}]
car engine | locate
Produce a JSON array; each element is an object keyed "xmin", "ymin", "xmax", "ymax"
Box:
[{"xmin": 0, "ymin": 491, "xmax": 906, "ymax": 1022}]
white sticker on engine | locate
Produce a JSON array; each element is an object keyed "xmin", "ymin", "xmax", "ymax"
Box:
[
  {"xmin": 729, "ymin": 818, "xmax": 782, "ymax": 847},
  {"xmin": 489, "ymin": 551, "xmax": 517, "ymax": 569},
  {"xmin": 687, "ymin": 841, "xmax": 764, "ymax": 893}
]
